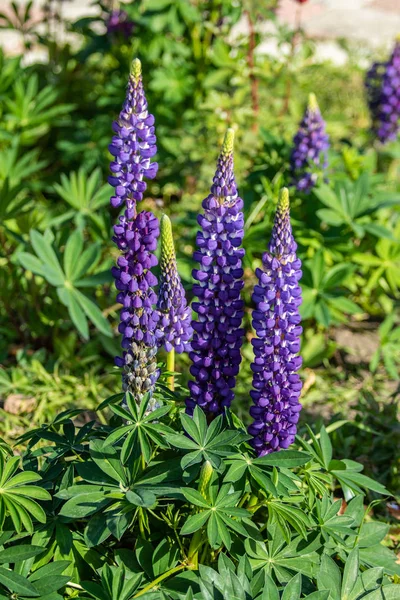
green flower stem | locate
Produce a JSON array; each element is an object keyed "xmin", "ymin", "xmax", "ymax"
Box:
[
  {"xmin": 133, "ymin": 565, "xmax": 185, "ymax": 597},
  {"xmin": 187, "ymin": 529, "xmax": 203, "ymax": 570},
  {"xmin": 246, "ymin": 493, "xmax": 259, "ymax": 513},
  {"xmin": 166, "ymin": 348, "xmax": 175, "ymax": 391}
]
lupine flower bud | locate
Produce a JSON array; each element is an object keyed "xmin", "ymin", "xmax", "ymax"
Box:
[
  {"xmin": 109, "ymin": 58, "xmax": 158, "ymax": 211},
  {"xmin": 198, "ymin": 460, "xmax": 213, "ymax": 502},
  {"xmin": 249, "ymin": 188, "xmax": 303, "ymax": 456},
  {"xmin": 289, "ymin": 93, "xmax": 329, "ymax": 193},
  {"xmin": 186, "ymin": 129, "xmax": 245, "ymax": 416},
  {"xmin": 106, "ymin": 9, "xmax": 134, "ymax": 38},
  {"xmin": 157, "ymin": 215, "xmax": 193, "ymax": 353},
  {"xmin": 365, "ymin": 39, "xmax": 400, "ymax": 144}
]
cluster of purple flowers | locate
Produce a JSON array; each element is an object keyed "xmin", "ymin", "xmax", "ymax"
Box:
[
  {"xmin": 108, "ymin": 59, "xmax": 158, "ymax": 211},
  {"xmin": 109, "ymin": 60, "xmax": 161, "ymax": 400},
  {"xmin": 157, "ymin": 215, "xmax": 193, "ymax": 354},
  {"xmin": 248, "ymin": 188, "xmax": 303, "ymax": 455},
  {"xmin": 186, "ymin": 129, "xmax": 245, "ymax": 416},
  {"xmin": 109, "ymin": 62, "xmax": 304, "ymax": 452},
  {"xmin": 365, "ymin": 40, "xmax": 400, "ymax": 144},
  {"xmin": 290, "ymin": 93, "xmax": 329, "ymax": 193},
  {"xmin": 110, "ymin": 59, "xmax": 194, "ymax": 403}
]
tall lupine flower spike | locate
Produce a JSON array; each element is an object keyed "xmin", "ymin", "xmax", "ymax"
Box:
[
  {"xmin": 249, "ymin": 188, "xmax": 303, "ymax": 456},
  {"xmin": 365, "ymin": 38, "xmax": 400, "ymax": 144},
  {"xmin": 290, "ymin": 93, "xmax": 329, "ymax": 193},
  {"xmin": 110, "ymin": 59, "xmax": 161, "ymax": 408},
  {"xmin": 109, "ymin": 58, "xmax": 158, "ymax": 211},
  {"xmin": 186, "ymin": 129, "xmax": 245, "ymax": 416},
  {"xmin": 157, "ymin": 214, "xmax": 193, "ymax": 355}
]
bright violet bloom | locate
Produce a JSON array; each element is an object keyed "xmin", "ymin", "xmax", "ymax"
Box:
[
  {"xmin": 249, "ymin": 188, "xmax": 303, "ymax": 455},
  {"xmin": 110, "ymin": 60, "xmax": 160, "ymax": 402},
  {"xmin": 108, "ymin": 58, "xmax": 158, "ymax": 211},
  {"xmin": 365, "ymin": 39, "xmax": 400, "ymax": 144},
  {"xmin": 186, "ymin": 129, "xmax": 245, "ymax": 416},
  {"xmin": 290, "ymin": 93, "xmax": 329, "ymax": 193},
  {"xmin": 157, "ymin": 215, "xmax": 193, "ymax": 353}
]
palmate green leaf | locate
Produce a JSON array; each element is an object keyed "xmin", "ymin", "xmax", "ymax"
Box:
[
  {"xmin": 0, "ymin": 567, "xmax": 40, "ymax": 597},
  {"xmin": 30, "ymin": 230, "xmax": 64, "ymax": 282},
  {"xmin": 254, "ymin": 450, "xmax": 311, "ymax": 469},
  {"xmin": 63, "ymin": 229, "xmax": 84, "ymax": 281},
  {"xmin": 59, "ymin": 491, "xmax": 111, "ymax": 519},
  {"xmin": 64, "ymin": 288, "xmax": 89, "ymax": 339},
  {"xmin": 90, "ymin": 440, "xmax": 126, "ymax": 484},
  {"xmin": 73, "ymin": 288, "xmax": 112, "ymax": 337},
  {"xmin": 180, "ymin": 510, "xmax": 210, "ymax": 535},
  {"xmin": 0, "ymin": 545, "xmax": 45, "ymax": 563}
]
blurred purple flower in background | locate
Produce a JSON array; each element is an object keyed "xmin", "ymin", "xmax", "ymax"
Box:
[
  {"xmin": 106, "ymin": 9, "xmax": 134, "ymax": 39},
  {"xmin": 365, "ymin": 39, "xmax": 400, "ymax": 144},
  {"xmin": 290, "ymin": 93, "xmax": 329, "ymax": 193}
]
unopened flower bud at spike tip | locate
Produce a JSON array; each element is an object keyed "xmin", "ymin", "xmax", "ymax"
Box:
[
  {"xmin": 130, "ymin": 58, "xmax": 142, "ymax": 81},
  {"xmin": 278, "ymin": 187, "xmax": 290, "ymax": 212},
  {"xmin": 308, "ymin": 93, "xmax": 319, "ymax": 112},
  {"xmin": 222, "ymin": 128, "xmax": 235, "ymax": 156}
]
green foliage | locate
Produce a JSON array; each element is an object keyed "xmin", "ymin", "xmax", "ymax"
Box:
[{"xmin": 0, "ymin": 402, "xmax": 398, "ymax": 599}]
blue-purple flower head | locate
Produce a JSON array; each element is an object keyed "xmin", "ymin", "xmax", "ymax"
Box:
[
  {"xmin": 157, "ymin": 214, "xmax": 193, "ymax": 354},
  {"xmin": 249, "ymin": 188, "xmax": 303, "ymax": 455},
  {"xmin": 186, "ymin": 129, "xmax": 245, "ymax": 416},
  {"xmin": 290, "ymin": 93, "xmax": 329, "ymax": 193},
  {"xmin": 109, "ymin": 58, "xmax": 158, "ymax": 211},
  {"xmin": 365, "ymin": 39, "xmax": 400, "ymax": 144}
]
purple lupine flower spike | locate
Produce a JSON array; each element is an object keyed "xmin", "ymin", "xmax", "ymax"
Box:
[
  {"xmin": 109, "ymin": 58, "xmax": 158, "ymax": 211},
  {"xmin": 290, "ymin": 93, "xmax": 329, "ymax": 193},
  {"xmin": 157, "ymin": 215, "xmax": 193, "ymax": 353},
  {"xmin": 365, "ymin": 39, "xmax": 400, "ymax": 144},
  {"xmin": 110, "ymin": 59, "xmax": 161, "ymax": 407},
  {"xmin": 186, "ymin": 129, "xmax": 245, "ymax": 416},
  {"xmin": 249, "ymin": 188, "xmax": 303, "ymax": 456}
]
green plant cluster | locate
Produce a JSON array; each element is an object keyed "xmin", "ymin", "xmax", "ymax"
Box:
[{"xmin": 0, "ymin": 394, "xmax": 398, "ymax": 599}]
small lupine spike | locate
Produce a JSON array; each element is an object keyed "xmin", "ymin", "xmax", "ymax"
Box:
[
  {"xmin": 109, "ymin": 57, "xmax": 158, "ymax": 211},
  {"xmin": 157, "ymin": 214, "xmax": 193, "ymax": 354},
  {"xmin": 186, "ymin": 129, "xmax": 245, "ymax": 416},
  {"xmin": 289, "ymin": 93, "xmax": 329, "ymax": 193},
  {"xmin": 365, "ymin": 39, "xmax": 400, "ymax": 144},
  {"xmin": 249, "ymin": 188, "xmax": 303, "ymax": 455}
]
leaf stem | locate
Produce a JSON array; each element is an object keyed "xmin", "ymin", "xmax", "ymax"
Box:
[
  {"xmin": 133, "ymin": 565, "xmax": 185, "ymax": 597},
  {"xmin": 166, "ymin": 348, "xmax": 175, "ymax": 391}
]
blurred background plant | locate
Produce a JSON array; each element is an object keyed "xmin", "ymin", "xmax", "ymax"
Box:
[{"xmin": 0, "ymin": 0, "xmax": 399, "ymax": 544}]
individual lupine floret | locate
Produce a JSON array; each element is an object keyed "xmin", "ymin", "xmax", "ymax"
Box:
[
  {"xmin": 248, "ymin": 188, "xmax": 303, "ymax": 455},
  {"xmin": 365, "ymin": 40, "xmax": 400, "ymax": 144},
  {"xmin": 108, "ymin": 58, "xmax": 158, "ymax": 210},
  {"xmin": 157, "ymin": 214, "xmax": 193, "ymax": 353},
  {"xmin": 186, "ymin": 129, "xmax": 245, "ymax": 416},
  {"xmin": 289, "ymin": 93, "xmax": 329, "ymax": 193},
  {"xmin": 112, "ymin": 210, "xmax": 161, "ymax": 400}
]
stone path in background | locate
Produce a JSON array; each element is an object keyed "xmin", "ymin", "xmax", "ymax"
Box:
[{"xmin": 0, "ymin": 0, "xmax": 400, "ymax": 63}]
